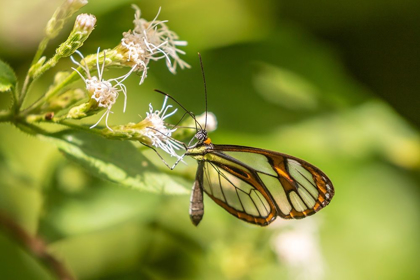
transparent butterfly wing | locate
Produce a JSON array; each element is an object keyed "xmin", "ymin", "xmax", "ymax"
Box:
[{"xmin": 200, "ymin": 144, "xmax": 334, "ymax": 225}]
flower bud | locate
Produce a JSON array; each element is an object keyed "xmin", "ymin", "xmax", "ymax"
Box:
[
  {"xmin": 56, "ymin": 14, "xmax": 96, "ymax": 57},
  {"xmin": 74, "ymin": 13, "xmax": 96, "ymax": 31},
  {"xmin": 66, "ymin": 98, "xmax": 99, "ymax": 119},
  {"xmin": 28, "ymin": 56, "xmax": 46, "ymax": 77}
]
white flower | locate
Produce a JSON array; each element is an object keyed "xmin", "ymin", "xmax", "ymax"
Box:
[
  {"xmin": 196, "ymin": 112, "xmax": 218, "ymax": 133},
  {"xmin": 119, "ymin": 5, "xmax": 190, "ymax": 84},
  {"xmin": 70, "ymin": 48, "xmax": 135, "ymax": 130},
  {"xmin": 143, "ymin": 96, "xmax": 184, "ymax": 158}
]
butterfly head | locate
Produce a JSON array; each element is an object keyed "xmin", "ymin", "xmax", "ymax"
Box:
[
  {"xmin": 195, "ymin": 129, "xmax": 208, "ymax": 143},
  {"xmin": 194, "ymin": 129, "xmax": 212, "ymax": 145}
]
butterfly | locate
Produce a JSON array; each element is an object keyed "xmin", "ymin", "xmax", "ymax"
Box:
[
  {"xmin": 155, "ymin": 57, "xmax": 334, "ymax": 227},
  {"xmin": 184, "ymin": 130, "xmax": 334, "ymax": 226}
]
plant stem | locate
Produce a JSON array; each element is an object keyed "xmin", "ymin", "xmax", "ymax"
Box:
[
  {"xmin": 18, "ymin": 55, "xmax": 63, "ymax": 112},
  {"xmin": 0, "ymin": 211, "xmax": 75, "ymax": 280},
  {"xmin": 17, "ymin": 37, "xmax": 51, "ymax": 111},
  {"xmin": 0, "ymin": 110, "xmax": 12, "ymax": 123},
  {"xmin": 32, "ymin": 37, "xmax": 50, "ymax": 65},
  {"xmin": 21, "ymin": 70, "xmax": 80, "ymax": 116},
  {"xmin": 17, "ymin": 75, "xmax": 33, "ymax": 112},
  {"xmin": 16, "ymin": 121, "xmax": 50, "ymax": 136},
  {"xmin": 58, "ymin": 119, "xmax": 104, "ymax": 136},
  {"xmin": 32, "ymin": 55, "xmax": 61, "ymax": 81}
]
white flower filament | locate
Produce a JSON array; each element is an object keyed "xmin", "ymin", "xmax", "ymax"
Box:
[
  {"xmin": 70, "ymin": 48, "xmax": 135, "ymax": 130},
  {"xmin": 144, "ymin": 96, "xmax": 184, "ymax": 159}
]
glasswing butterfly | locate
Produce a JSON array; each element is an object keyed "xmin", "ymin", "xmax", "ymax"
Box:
[{"xmin": 154, "ymin": 55, "xmax": 334, "ymax": 226}]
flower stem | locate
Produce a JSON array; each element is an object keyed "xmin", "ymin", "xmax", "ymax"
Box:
[
  {"xmin": 32, "ymin": 55, "xmax": 61, "ymax": 81},
  {"xmin": 0, "ymin": 110, "xmax": 12, "ymax": 123},
  {"xmin": 0, "ymin": 211, "xmax": 75, "ymax": 280},
  {"xmin": 14, "ymin": 120, "xmax": 50, "ymax": 136},
  {"xmin": 19, "ymin": 54, "xmax": 63, "ymax": 109},
  {"xmin": 57, "ymin": 119, "xmax": 104, "ymax": 136},
  {"xmin": 31, "ymin": 37, "xmax": 50, "ymax": 66},
  {"xmin": 21, "ymin": 69, "xmax": 80, "ymax": 116},
  {"xmin": 18, "ymin": 36, "xmax": 50, "ymax": 110},
  {"xmin": 17, "ymin": 75, "xmax": 34, "ymax": 112}
]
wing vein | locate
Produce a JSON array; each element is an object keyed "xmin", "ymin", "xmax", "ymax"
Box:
[
  {"xmin": 254, "ymin": 189, "xmax": 269, "ymax": 214},
  {"xmin": 204, "ymin": 163, "xmax": 214, "ymax": 196},
  {"xmin": 295, "ymin": 169, "xmax": 318, "ymax": 200},
  {"xmin": 250, "ymin": 190, "xmax": 262, "ymax": 217},
  {"xmin": 235, "ymin": 188, "xmax": 246, "ymax": 213},
  {"xmin": 210, "ymin": 163, "xmax": 228, "ymax": 203}
]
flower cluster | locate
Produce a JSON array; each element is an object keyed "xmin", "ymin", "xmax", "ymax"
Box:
[
  {"xmin": 23, "ymin": 1, "xmax": 196, "ymax": 160},
  {"xmin": 100, "ymin": 96, "xmax": 185, "ymax": 160},
  {"xmin": 65, "ymin": 5, "xmax": 191, "ymax": 157},
  {"xmin": 113, "ymin": 5, "xmax": 190, "ymax": 84},
  {"xmin": 11, "ymin": 0, "xmax": 207, "ymax": 169},
  {"xmin": 71, "ymin": 49, "xmax": 134, "ymax": 130},
  {"xmin": 68, "ymin": 5, "xmax": 188, "ymax": 132}
]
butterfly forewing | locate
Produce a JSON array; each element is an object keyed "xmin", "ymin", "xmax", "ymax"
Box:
[{"xmin": 198, "ymin": 144, "xmax": 334, "ymax": 225}]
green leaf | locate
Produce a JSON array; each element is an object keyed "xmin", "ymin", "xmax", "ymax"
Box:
[
  {"xmin": 41, "ymin": 130, "xmax": 189, "ymax": 195},
  {"xmin": 0, "ymin": 59, "xmax": 17, "ymax": 92}
]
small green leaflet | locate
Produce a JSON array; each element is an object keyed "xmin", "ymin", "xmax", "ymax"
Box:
[{"xmin": 0, "ymin": 59, "xmax": 17, "ymax": 92}]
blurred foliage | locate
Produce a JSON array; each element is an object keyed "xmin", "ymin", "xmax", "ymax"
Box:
[
  {"xmin": 0, "ymin": 0, "xmax": 420, "ymax": 280},
  {"xmin": 44, "ymin": 130, "xmax": 190, "ymax": 195}
]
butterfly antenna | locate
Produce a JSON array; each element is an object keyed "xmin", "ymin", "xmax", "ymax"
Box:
[
  {"xmin": 198, "ymin": 53, "xmax": 208, "ymax": 131},
  {"xmin": 154, "ymin": 89, "xmax": 202, "ymax": 130},
  {"xmin": 170, "ymin": 111, "xmax": 196, "ymax": 129}
]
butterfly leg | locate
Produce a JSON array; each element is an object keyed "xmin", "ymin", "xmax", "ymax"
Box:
[
  {"xmin": 146, "ymin": 126, "xmax": 188, "ymax": 150},
  {"xmin": 170, "ymin": 153, "xmax": 186, "ymax": 170},
  {"xmin": 138, "ymin": 142, "xmax": 176, "ymax": 170},
  {"xmin": 140, "ymin": 142, "xmax": 188, "ymax": 170},
  {"xmin": 190, "ymin": 161, "xmax": 204, "ymax": 226}
]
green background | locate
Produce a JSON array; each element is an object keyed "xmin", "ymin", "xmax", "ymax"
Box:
[{"xmin": 0, "ymin": 0, "xmax": 419, "ymax": 279}]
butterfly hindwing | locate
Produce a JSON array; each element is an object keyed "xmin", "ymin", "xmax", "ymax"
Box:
[
  {"xmin": 199, "ymin": 144, "xmax": 334, "ymax": 225},
  {"xmin": 201, "ymin": 160, "xmax": 277, "ymax": 225}
]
